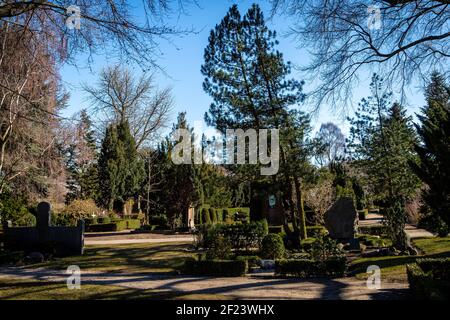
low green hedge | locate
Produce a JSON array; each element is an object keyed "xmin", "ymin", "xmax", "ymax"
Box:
[
  {"xmin": 235, "ymin": 255, "xmax": 261, "ymax": 268},
  {"xmin": 416, "ymin": 258, "xmax": 450, "ymax": 280},
  {"xmin": 86, "ymin": 220, "xmax": 128, "ymax": 232},
  {"xmin": 275, "ymin": 256, "xmax": 347, "ymax": 278},
  {"xmin": 125, "ymin": 219, "xmax": 141, "ymax": 230},
  {"xmin": 358, "ymin": 225, "xmax": 386, "ymax": 236},
  {"xmin": 406, "ymin": 264, "xmax": 446, "ymax": 300},
  {"xmin": 182, "ymin": 259, "xmax": 248, "ymax": 277}
]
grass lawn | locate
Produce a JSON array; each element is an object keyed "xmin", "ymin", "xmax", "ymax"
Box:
[
  {"xmin": 350, "ymin": 237, "xmax": 450, "ymax": 282},
  {"xmin": 32, "ymin": 242, "xmax": 198, "ymax": 273}
]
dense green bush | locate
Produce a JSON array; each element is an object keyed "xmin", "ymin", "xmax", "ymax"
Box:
[
  {"xmin": 201, "ymin": 208, "xmax": 211, "ymax": 224},
  {"xmin": 261, "ymin": 234, "xmax": 285, "ymax": 259},
  {"xmin": 86, "ymin": 220, "xmax": 128, "ymax": 232},
  {"xmin": 205, "ymin": 235, "xmax": 232, "ymax": 260},
  {"xmin": 310, "ymin": 234, "xmax": 345, "ymax": 262},
  {"xmin": 199, "ymin": 220, "xmax": 268, "ymax": 251},
  {"xmin": 149, "ymin": 214, "xmax": 168, "ymax": 227},
  {"xmin": 358, "ymin": 225, "xmax": 386, "ymax": 236},
  {"xmin": 125, "ymin": 219, "xmax": 141, "ymax": 230},
  {"xmin": 208, "ymin": 208, "xmax": 216, "ymax": 223},
  {"xmin": 222, "ymin": 209, "xmax": 230, "ymax": 222},
  {"xmin": 275, "ymin": 257, "xmax": 347, "ymax": 277},
  {"xmin": 235, "ymin": 255, "xmax": 261, "ymax": 268},
  {"xmin": 406, "ymin": 263, "xmax": 447, "ymax": 300},
  {"xmin": 61, "ymin": 199, "xmax": 101, "ymax": 225},
  {"xmin": 182, "ymin": 259, "xmax": 248, "ymax": 277},
  {"xmin": 0, "ymin": 194, "xmax": 35, "ymax": 226},
  {"xmin": 417, "ymin": 258, "xmax": 450, "ymax": 280}
]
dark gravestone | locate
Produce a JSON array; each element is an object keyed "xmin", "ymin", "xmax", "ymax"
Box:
[
  {"xmin": 262, "ymin": 193, "xmax": 284, "ymax": 225},
  {"xmin": 324, "ymin": 197, "xmax": 358, "ymax": 240},
  {"xmin": 4, "ymin": 201, "xmax": 84, "ymax": 256},
  {"xmin": 36, "ymin": 202, "xmax": 51, "ymax": 242}
]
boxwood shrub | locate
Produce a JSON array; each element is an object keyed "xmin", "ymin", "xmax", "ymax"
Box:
[
  {"xmin": 275, "ymin": 256, "xmax": 347, "ymax": 277},
  {"xmin": 416, "ymin": 258, "xmax": 450, "ymax": 280},
  {"xmin": 182, "ymin": 259, "xmax": 248, "ymax": 277},
  {"xmin": 200, "ymin": 220, "xmax": 268, "ymax": 251},
  {"xmin": 125, "ymin": 219, "xmax": 141, "ymax": 230},
  {"xmin": 86, "ymin": 220, "xmax": 128, "ymax": 232},
  {"xmin": 261, "ymin": 234, "xmax": 285, "ymax": 259},
  {"xmin": 235, "ymin": 255, "xmax": 261, "ymax": 268},
  {"xmin": 406, "ymin": 264, "xmax": 445, "ymax": 300}
]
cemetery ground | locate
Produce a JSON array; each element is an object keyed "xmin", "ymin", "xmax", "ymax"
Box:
[{"xmin": 1, "ymin": 237, "xmax": 449, "ymax": 300}]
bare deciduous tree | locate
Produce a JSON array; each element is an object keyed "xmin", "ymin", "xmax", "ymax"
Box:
[
  {"xmin": 84, "ymin": 65, "xmax": 172, "ymax": 148},
  {"xmin": 0, "ymin": 0, "xmax": 194, "ymax": 69},
  {"xmin": 0, "ymin": 23, "xmax": 66, "ymax": 196},
  {"xmin": 270, "ymin": 0, "xmax": 450, "ymax": 109},
  {"xmin": 314, "ymin": 122, "xmax": 346, "ymax": 166}
]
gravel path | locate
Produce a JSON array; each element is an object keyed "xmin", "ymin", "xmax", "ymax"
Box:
[
  {"xmin": 359, "ymin": 213, "xmax": 434, "ymax": 239},
  {"xmin": 84, "ymin": 232, "xmax": 195, "ymax": 245},
  {"xmin": 0, "ymin": 266, "xmax": 409, "ymax": 300}
]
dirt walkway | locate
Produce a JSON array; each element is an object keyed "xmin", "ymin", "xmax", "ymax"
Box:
[
  {"xmin": 0, "ymin": 266, "xmax": 409, "ymax": 300},
  {"xmin": 84, "ymin": 231, "xmax": 195, "ymax": 245},
  {"xmin": 359, "ymin": 213, "xmax": 434, "ymax": 239}
]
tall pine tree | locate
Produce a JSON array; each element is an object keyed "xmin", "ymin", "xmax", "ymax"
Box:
[
  {"xmin": 348, "ymin": 74, "xmax": 420, "ymax": 250},
  {"xmin": 202, "ymin": 4, "xmax": 310, "ymax": 240},
  {"xmin": 411, "ymin": 72, "xmax": 450, "ymax": 233}
]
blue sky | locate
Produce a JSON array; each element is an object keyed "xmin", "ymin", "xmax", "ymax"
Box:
[{"xmin": 60, "ymin": 0, "xmax": 426, "ymax": 138}]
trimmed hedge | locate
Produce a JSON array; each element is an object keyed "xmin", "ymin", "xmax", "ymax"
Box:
[
  {"xmin": 86, "ymin": 220, "xmax": 127, "ymax": 232},
  {"xmin": 275, "ymin": 256, "xmax": 347, "ymax": 277},
  {"xmin": 200, "ymin": 220, "xmax": 268, "ymax": 251},
  {"xmin": 125, "ymin": 219, "xmax": 141, "ymax": 230},
  {"xmin": 416, "ymin": 258, "xmax": 450, "ymax": 280},
  {"xmin": 149, "ymin": 214, "xmax": 168, "ymax": 227},
  {"xmin": 261, "ymin": 234, "xmax": 285, "ymax": 259},
  {"xmin": 406, "ymin": 264, "xmax": 445, "ymax": 300},
  {"xmin": 406, "ymin": 258, "xmax": 450, "ymax": 300},
  {"xmin": 182, "ymin": 259, "xmax": 248, "ymax": 277},
  {"xmin": 358, "ymin": 225, "xmax": 386, "ymax": 236},
  {"xmin": 235, "ymin": 255, "xmax": 261, "ymax": 268}
]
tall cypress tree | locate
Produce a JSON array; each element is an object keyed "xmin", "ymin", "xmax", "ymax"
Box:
[
  {"xmin": 98, "ymin": 121, "xmax": 144, "ymax": 211},
  {"xmin": 411, "ymin": 72, "xmax": 450, "ymax": 231}
]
